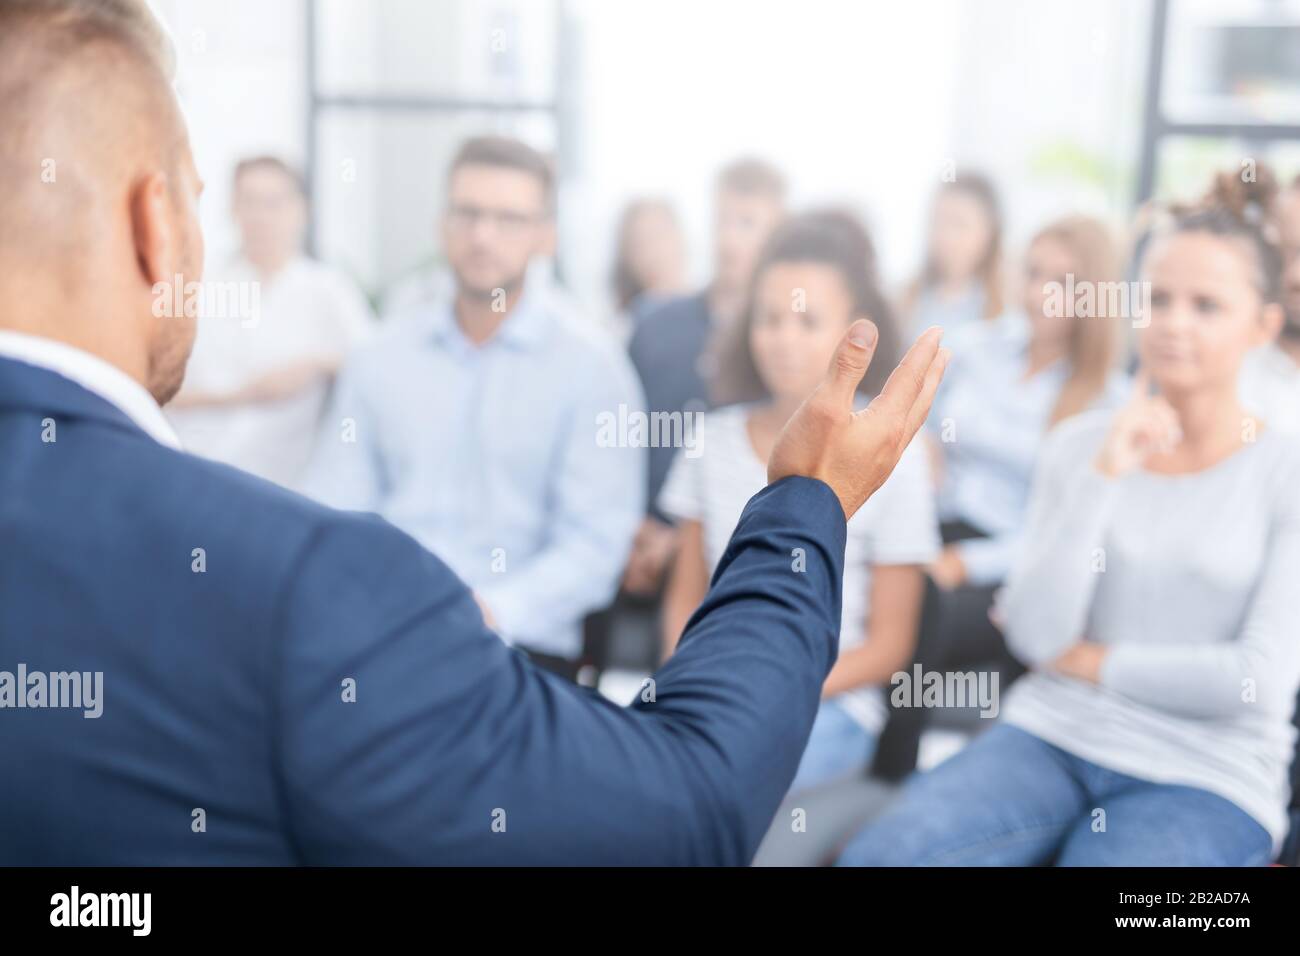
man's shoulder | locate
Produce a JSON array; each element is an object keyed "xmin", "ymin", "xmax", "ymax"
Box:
[
  {"xmin": 638, "ymin": 290, "xmax": 710, "ymax": 326},
  {"xmin": 335, "ymin": 308, "xmax": 435, "ymax": 375},
  {"xmin": 547, "ymin": 306, "xmax": 627, "ymax": 360},
  {"xmin": 2, "ymin": 411, "xmax": 393, "ymax": 608},
  {"xmin": 123, "ymin": 435, "xmax": 452, "ymax": 615},
  {"xmin": 130, "ymin": 435, "xmax": 348, "ymax": 545},
  {"xmin": 543, "ymin": 307, "xmax": 642, "ymax": 391}
]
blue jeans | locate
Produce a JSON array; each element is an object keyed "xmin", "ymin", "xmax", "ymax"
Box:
[
  {"xmin": 789, "ymin": 699, "xmax": 878, "ymax": 794},
  {"xmin": 837, "ymin": 724, "xmax": 1272, "ymax": 866}
]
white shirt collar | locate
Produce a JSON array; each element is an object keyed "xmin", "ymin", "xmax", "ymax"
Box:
[{"xmin": 0, "ymin": 330, "xmax": 182, "ymax": 449}]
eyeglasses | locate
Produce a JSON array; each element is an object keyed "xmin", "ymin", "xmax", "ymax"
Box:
[{"xmin": 445, "ymin": 204, "xmax": 546, "ymax": 236}]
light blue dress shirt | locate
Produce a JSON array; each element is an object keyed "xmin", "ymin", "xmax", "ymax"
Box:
[
  {"xmin": 926, "ymin": 317, "xmax": 1128, "ymax": 585},
  {"xmin": 303, "ymin": 285, "xmax": 647, "ymax": 659}
]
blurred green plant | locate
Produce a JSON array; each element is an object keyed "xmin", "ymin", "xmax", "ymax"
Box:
[{"xmin": 1027, "ymin": 139, "xmax": 1131, "ymax": 202}]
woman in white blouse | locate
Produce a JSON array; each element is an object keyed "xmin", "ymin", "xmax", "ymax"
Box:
[
  {"xmin": 840, "ymin": 174, "xmax": 1300, "ymax": 866},
  {"xmin": 659, "ymin": 210, "xmax": 940, "ymax": 794}
]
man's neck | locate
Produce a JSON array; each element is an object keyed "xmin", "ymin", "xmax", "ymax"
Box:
[
  {"xmin": 0, "ymin": 312, "xmax": 148, "ymax": 392},
  {"xmin": 454, "ymin": 286, "xmax": 523, "ymax": 346},
  {"xmin": 245, "ymin": 250, "xmax": 296, "ymax": 283}
]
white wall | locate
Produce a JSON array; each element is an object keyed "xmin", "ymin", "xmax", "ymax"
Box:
[
  {"xmin": 566, "ymin": 0, "xmax": 964, "ymax": 312},
  {"xmin": 944, "ymin": 0, "xmax": 1151, "ymax": 252}
]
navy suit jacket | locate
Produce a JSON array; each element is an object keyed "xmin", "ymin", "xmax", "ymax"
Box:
[
  {"xmin": 627, "ymin": 290, "xmax": 714, "ymax": 518},
  {"xmin": 0, "ymin": 355, "xmax": 846, "ymax": 864}
]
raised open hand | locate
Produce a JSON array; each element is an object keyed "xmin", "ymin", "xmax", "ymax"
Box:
[{"xmin": 768, "ymin": 320, "xmax": 949, "ymax": 520}]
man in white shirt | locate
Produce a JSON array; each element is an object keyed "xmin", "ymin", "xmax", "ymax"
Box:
[
  {"xmin": 168, "ymin": 156, "xmax": 374, "ymax": 487},
  {"xmin": 1241, "ymin": 174, "xmax": 1300, "ymax": 435}
]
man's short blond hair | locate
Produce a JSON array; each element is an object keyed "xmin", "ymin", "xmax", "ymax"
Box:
[
  {"xmin": 0, "ymin": 0, "xmax": 181, "ymax": 270},
  {"xmin": 0, "ymin": 0, "xmax": 174, "ymax": 75}
]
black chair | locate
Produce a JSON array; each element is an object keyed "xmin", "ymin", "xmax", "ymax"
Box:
[{"xmin": 579, "ymin": 591, "xmax": 662, "ymax": 688}]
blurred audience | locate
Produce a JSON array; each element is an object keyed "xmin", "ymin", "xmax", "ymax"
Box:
[
  {"xmin": 610, "ymin": 198, "xmax": 689, "ymax": 337},
  {"xmin": 168, "ymin": 156, "xmax": 374, "ymax": 488},
  {"xmin": 873, "ymin": 215, "xmax": 1128, "ymax": 778},
  {"xmin": 659, "ymin": 210, "xmax": 938, "ymax": 792},
  {"xmin": 621, "ymin": 158, "xmax": 787, "ymax": 600},
  {"xmin": 900, "ymin": 174, "xmax": 1004, "ymax": 344},
  {"xmin": 841, "ymin": 174, "xmax": 1299, "ymax": 866},
  {"xmin": 303, "ymin": 136, "xmax": 645, "ymax": 678},
  {"xmin": 168, "ymin": 133, "xmax": 1300, "ymax": 863}
]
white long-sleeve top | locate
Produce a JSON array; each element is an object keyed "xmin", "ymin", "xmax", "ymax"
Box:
[{"xmin": 998, "ymin": 410, "xmax": 1300, "ymax": 851}]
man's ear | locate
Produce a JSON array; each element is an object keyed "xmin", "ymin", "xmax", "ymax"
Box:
[
  {"xmin": 129, "ymin": 170, "xmax": 175, "ymax": 288},
  {"xmin": 1258, "ymin": 301, "xmax": 1285, "ymax": 346}
]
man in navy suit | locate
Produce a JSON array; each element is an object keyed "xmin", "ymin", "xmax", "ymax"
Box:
[{"xmin": 0, "ymin": 0, "xmax": 947, "ymax": 865}]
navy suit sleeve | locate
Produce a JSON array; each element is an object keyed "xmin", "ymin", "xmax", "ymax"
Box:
[{"xmin": 275, "ymin": 476, "xmax": 846, "ymax": 865}]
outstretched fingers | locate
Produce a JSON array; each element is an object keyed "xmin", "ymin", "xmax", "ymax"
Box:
[
  {"xmin": 901, "ymin": 346, "xmax": 950, "ymax": 441},
  {"xmin": 864, "ymin": 326, "xmax": 943, "ymax": 423}
]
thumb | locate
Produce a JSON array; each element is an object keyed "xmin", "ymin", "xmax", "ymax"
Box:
[{"xmin": 821, "ymin": 319, "xmax": 879, "ymax": 409}]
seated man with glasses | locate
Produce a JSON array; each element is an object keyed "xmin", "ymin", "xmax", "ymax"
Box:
[{"xmin": 304, "ymin": 136, "xmax": 646, "ymax": 679}]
